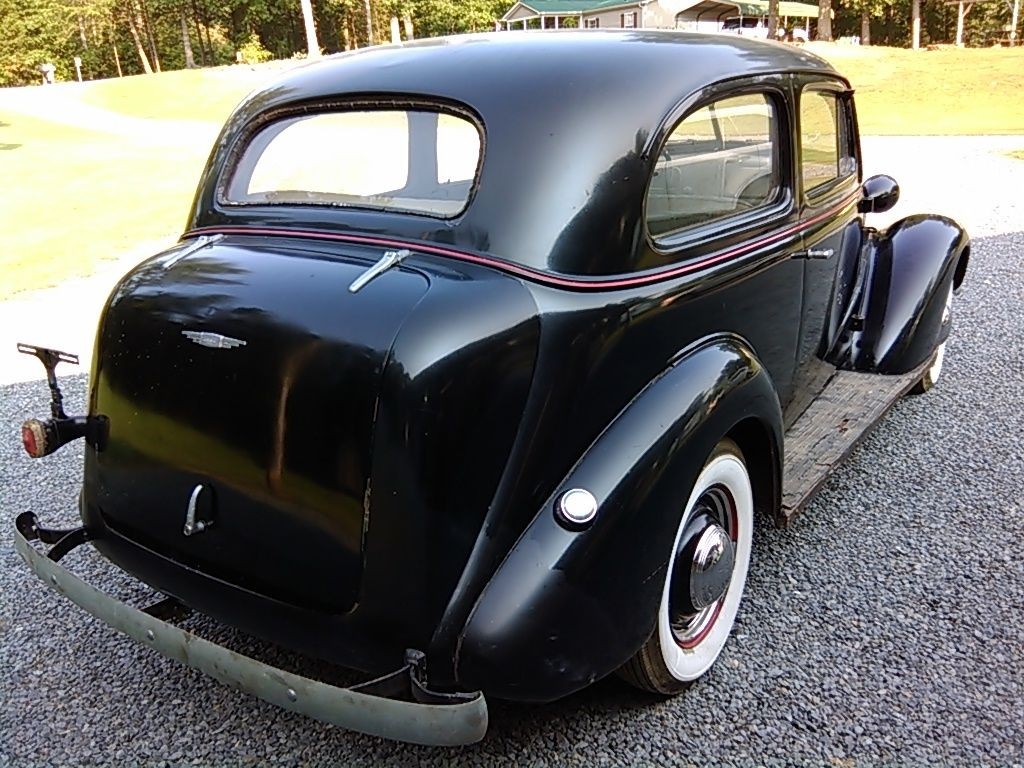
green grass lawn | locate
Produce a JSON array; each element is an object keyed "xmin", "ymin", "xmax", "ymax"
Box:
[
  {"xmin": 809, "ymin": 44, "xmax": 1024, "ymax": 135},
  {"xmin": 0, "ymin": 111, "xmax": 211, "ymax": 296},
  {"xmin": 2, "ymin": 47, "xmax": 1023, "ymax": 298},
  {"xmin": 80, "ymin": 64, "xmax": 277, "ymax": 123},
  {"xmin": 87, "ymin": 47, "xmax": 1024, "ymax": 135}
]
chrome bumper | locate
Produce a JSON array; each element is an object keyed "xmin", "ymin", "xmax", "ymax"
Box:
[{"xmin": 13, "ymin": 517, "xmax": 487, "ymax": 746}]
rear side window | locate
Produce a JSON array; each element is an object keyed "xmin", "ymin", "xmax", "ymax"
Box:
[
  {"xmin": 225, "ymin": 109, "xmax": 482, "ymax": 218},
  {"xmin": 647, "ymin": 93, "xmax": 779, "ymax": 238},
  {"xmin": 800, "ymin": 90, "xmax": 856, "ymax": 194}
]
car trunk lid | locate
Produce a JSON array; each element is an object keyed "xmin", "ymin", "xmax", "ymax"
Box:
[{"xmin": 85, "ymin": 237, "xmax": 428, "ymax": 613}]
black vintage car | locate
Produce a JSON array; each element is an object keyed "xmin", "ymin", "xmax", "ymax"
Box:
[{"xmin": 15, "ymin": 31, "xmax": 969, "ymax": 745}]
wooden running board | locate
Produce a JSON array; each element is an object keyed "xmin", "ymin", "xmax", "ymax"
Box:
[{"xmin": 779, "ymin": 366, "xmax": 926, "ymax": 525}]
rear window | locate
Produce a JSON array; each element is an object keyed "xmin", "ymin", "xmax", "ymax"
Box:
[{"xmin": 224, "ymin": 109, "xmax": 482, "ymax": 218}]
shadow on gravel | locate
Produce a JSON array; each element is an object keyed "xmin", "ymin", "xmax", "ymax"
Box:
[{"xmin": 4, "ymin": 231, "xmax": 1023, "ymax": 765}]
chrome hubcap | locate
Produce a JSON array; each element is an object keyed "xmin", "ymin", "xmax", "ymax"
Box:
[
  {"xmin": 668, "ymin": 486, "xmax": 738, "ymax": 646},
  {"xmin": 689, "ymin": 524, "xmax": 735, "ymax": 611}
]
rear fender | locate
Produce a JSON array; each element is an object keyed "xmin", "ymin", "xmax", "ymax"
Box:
[
  {"xmin": 454, "ymin": 335, "xmax": 781, "ymax": 702},
  {"xmin": 835, "ymin": 215, "xmax": 969, "ymax": 373}
]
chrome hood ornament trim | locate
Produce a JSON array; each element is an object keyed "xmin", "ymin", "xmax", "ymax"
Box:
[
  {"xmin": 348, "ymin": 249, "xmax": 411, "ymax": 294},
  {"xmin": 182, "ymin": 330, "xmax": 247, "ymax": 350},
  {"xmin": 161, "ymin": 233, "xmax": 225, "ymax": 269}
]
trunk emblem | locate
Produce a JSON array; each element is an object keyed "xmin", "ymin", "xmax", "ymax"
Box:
[
  {"xmin": 183, "ymin": 484, "xmax": 213, "ymax": 536},
  {"xmin": 182, "ymin": 330, "xmax": 247, "ymax": 350}
]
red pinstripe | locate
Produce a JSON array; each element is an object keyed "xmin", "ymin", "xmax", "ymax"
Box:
[{"xmin": 186, "ymin": 192, "xmax": 859, "ymax": 292}]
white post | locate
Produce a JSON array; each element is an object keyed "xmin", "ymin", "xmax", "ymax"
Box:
[
  {"xmin": 523, "ymin": 17, "xmax": 528, "ymax": 29},
  {"xmin": 911, "ymin": 0, "xmax": 921, "ymax": 49},
  {"xmin": 956, "ymin": 1, "xmax": 965, "ymax": 46},
  {"xmin": 390, "ymin": 15, "xmax": 401, "ymax": 43},
  {"xmin": 554, "ymin": 15, "xmax": 560, "ymax": 29},
  {"xmin": 73, "ymin": 56, "xmax": 83, "ymax": 82},
  {"xmin": 299, "ymin": 0, "xmax": 321, "ymax": 58},
  {"xmin": 1012, "ymin": 0, "xmax": 1020, "ymax": 45}
]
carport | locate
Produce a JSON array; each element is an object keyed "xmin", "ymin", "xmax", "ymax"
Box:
[{"xmin": 674, "ymin": 0, "xmax": 820, "ymax": 35}]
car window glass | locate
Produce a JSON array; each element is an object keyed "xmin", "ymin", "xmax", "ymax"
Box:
[
  {"xmin": 800, "ymin": 90, "xmax": 854, "ymax": 193},
  {"xmin": 226, "ymin": 109, "xmax": 481, "ymax": 218},
  {"xmin": 436, "ymin": 112, "xmax": 480, "ymax": 184},
  {"xmin": 647, "ymin": 93, "xmax": 778, "ymax": 238}
]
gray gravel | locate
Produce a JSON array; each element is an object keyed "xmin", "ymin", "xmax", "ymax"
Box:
[{"xmin": 3, "ymin": 230, "xmax": 1023, "ymax": 767}]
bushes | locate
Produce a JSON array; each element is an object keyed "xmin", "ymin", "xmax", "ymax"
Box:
[{"xmin": 237, "ymin": 34, "xmax": 273, "ymax": 64}]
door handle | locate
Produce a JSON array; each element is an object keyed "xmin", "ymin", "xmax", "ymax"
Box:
[{"xmin": 792, "ymin": 248, "xmax": 834, "ymax": 260}]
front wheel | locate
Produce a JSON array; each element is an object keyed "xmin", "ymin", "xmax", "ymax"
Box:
[
  {"xmin": 618, "ymin": 438, "xmax": 753, "ymax": 694},
  {"xmin": 909, "ymin": 285, "xmax": 954, "ymax": 395}
]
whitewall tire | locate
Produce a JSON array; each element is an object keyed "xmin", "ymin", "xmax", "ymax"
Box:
[{"xmin": 618, "ymin": 438, "xmax": 753, "ymax": 694}]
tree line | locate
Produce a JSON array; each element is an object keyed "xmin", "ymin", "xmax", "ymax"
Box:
[
  {"xmin": 0, "ymin": 0, "xmax": 1019, "ymax": 87},
  {"xmin": 0, "ymin": 0, "xmax": 509, "ymax": 85},
  {"xmin": 798, "ymin": 0, "xmax": 1019, "ymax": 47}
]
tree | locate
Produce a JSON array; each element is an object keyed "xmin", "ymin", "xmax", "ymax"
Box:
[
  {"xmin": 180, "ymin": 8, "xmax": 196, "ymax": 66},
  {"xmin": 842, "ymin": 0, "xmax": 886, "ymax": 44},
  {"xmin": 912, "ymin": 0, "xmax": 922, "ymax": 47},
  {"xmin": 0, "ymin": 0, "xmax": 69, "ymax": 84},
  {"xmin": 406, "ymin": 0, "xmax": 510, "ymax": 37},
  {"xmin": 818, "ymin": 0, "xmax": 833, "ymax": 39},
  {"xmin": 767, "ymin": 0, "xmax": 779, "ymax": 37},
  {"xmin": 124, "ymin": 0, "xmax": 155, "ymax": 72}
]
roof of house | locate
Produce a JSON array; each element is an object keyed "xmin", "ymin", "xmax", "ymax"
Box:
[
  {"xmin": 504, "ymin": 0, "xmax": 640, "ymax": 17},
  {"xmin": 687, "ymin": 0, "xmax": 821, "ymax": 18},
  {"xmin": 503, "ymin": 0, "xmax": 820, "ymax": 19}
]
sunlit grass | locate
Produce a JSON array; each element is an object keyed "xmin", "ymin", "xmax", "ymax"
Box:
[
  {"xmin": 0, "ymin": 111, "xmax": 209, "ymax": 296},
  {"xmin": 80, "ymin": 65, "xmax": 274, "ymax": 123},
  {"xmin": 83, "ymin": 46, "xmax": 1024, "ymax": 136},
  {"xmin": 2, "ymin": 45, "xmax": 1022, "ymax": 297},
  {"xmin": 808, "ymin": 43, "xmax": 1024, "ymax": 135}
]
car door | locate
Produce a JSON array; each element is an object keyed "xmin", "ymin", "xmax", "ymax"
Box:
[
  {"xmin": 640, "ymin": 81, "xmax": 805, "ymax": 411},
  {"xmin": 787, "ymin": 78, "xmax": 863, "ymax": 423}
]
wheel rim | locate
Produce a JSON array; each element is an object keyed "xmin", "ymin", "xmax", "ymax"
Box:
[
  {"xmin": 656, "ymin": 451, "xmax": 753, "ymax": 682},
  {"xmin": 668, "ymin": 486, "xmax": 738, "ymax": 648},
  {"xmin": 927, "ymin": 287, "xmax": 954, "ymax": 385}
]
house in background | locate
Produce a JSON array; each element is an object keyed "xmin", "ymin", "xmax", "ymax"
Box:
[{"xmin": 498, "ymin": 0, "xmax": 819, "ymax": 39}]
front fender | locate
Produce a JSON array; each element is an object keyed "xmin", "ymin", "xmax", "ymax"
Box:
[
  {"xmin": 843, "ymin": 215, "xmax": 969, "ymax": 373},
  {"xmin": 454, "ymin": 336, "xmax": 781, "ymax": 702}
]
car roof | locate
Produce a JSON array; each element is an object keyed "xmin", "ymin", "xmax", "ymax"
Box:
[
  {"xmin": 248, "ymin": 30, "xmax": 839, "ymax": 115},
  {"xmin": 197, "ymin": 32, "xmax": 846, "ymax": 278}
]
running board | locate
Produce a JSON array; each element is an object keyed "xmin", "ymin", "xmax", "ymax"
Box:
[{"xmin": 779, "ymin": 366, "xmax": 925, "ymax": 525}]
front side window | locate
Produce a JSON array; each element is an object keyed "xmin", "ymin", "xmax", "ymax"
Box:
[
  {"xmin": 646, "ymin": 93, "xmax": 779, "ymax": 238},
  {"xmin": 622, "ymin": 12, "xmax": 637, "ymax": 27},
  {"xmin": 225, "ymin": 108, "xmax": 481, "ymax": 218},
  {"xmin": 585, "ymin": 17, "xmax": 600, "ymax": 28},
  {"xmin": 800, "ymin": 90, "xmax": 855, "ymax": 194}
]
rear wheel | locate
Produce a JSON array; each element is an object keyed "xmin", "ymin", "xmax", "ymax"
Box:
[{"xmin": 618, "ymin": 438, "xmax": 753, "ymax": 694}]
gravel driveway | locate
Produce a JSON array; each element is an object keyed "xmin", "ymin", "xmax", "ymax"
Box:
[{"xmin": 2, "ymin": 145, "xmax": 1023, "ymax": 765}]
